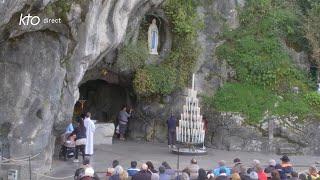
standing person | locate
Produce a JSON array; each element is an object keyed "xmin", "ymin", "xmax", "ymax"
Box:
[
  {"xmin": 117, "ymin": 105, "xmax": 133, "ymax": 141},
  {"xmin": 70, "ymin": 118, "xmax": 86, "ymax": 163},
  {"xmin": 84, "ymin": 112, "xmax": 96, "ymax": 156},
  {"xmin": 167, "ymin": 113, "xmax": 176, "ymax": 149},
  {"xmin": 279, "ymin": 155, "xmax": 293, "ymax": 180}
]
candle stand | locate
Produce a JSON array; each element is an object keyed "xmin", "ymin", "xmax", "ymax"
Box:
[{"xmin": 171, "ymin": 74, "xmax": 207, "ymax": 155}]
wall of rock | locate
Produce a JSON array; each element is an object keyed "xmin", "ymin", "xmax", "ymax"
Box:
[
  {"xmin": 0, "ymin": 0, "xmax": 164, "ymax": 176},
  {"xmin": 0, "ymin": 0, "xmax": 316, "ymax": 177}
]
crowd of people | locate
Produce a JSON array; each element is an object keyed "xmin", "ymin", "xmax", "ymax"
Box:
[
  {"xmin": 73, "ymin": 155, "xmax": 320, "ymax": 180},
  {"xmin": 63, "ymin": 109, "xmax": 318, "ymax": 180}
]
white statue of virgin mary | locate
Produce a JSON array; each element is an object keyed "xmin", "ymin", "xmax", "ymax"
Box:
[{"xmin": 148, "ymin": 18, "xmax": 159, "ymax": 55}]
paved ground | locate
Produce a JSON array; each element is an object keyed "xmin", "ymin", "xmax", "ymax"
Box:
[{"xmin": 41, "ymin": 140, "xmax": 320, "ymax": 179}]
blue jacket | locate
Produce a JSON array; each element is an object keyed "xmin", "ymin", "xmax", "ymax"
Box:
[
  {"xmin": 167, "ymin": 116, "xmax": 176, "ymax": 130},
  {"xmin": 279, "ymin": 163, "xmax": 293, "ymax": 180},
  {"xmin": 213, "ymin": 166, "xmax": 231, "ymax": 176},
  {"xmin": 127, "ymin": 168, "xmax": 140, "ymax": 176},
  {"xmin": 65, "ymin": 123, "xmax": 74, "ymax": 134}
]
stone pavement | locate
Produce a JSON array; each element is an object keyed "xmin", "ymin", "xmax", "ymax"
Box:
[{"xmin": 42, "ymin": 140, "xmax": 320, "ymax": 179}]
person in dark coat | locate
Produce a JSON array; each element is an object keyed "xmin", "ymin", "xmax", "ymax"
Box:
[
  {"xmin": 127, "ymin": 161, "xmax": 140, "ymax": 177},
  {"xmin": 167, "ymin": 113, "xmax": 177, "ymax": 149},
  {"xmin": 271, "ymin": 170, "xmax": 281, "ymax": 180},
  {"xmin": 147, "ymin": 161, "xmax": 158, "ymax": 173},
  {"xmin": 279, "ymin": 155, "xmax": 293, "ymax": 180},
  {"xmin": 70, "ymin": 118, "xmax": 87, "ymax": 163},
  {"xmin": 132, "ymin": 163, "xmax": 152, "ymax": 180},
  {"xmin": 198, "ymin": 169, "xmax": 208, "ymax": 180},
  {"xmin": 265, "ymin": 159, "xmax": 277, "ymax": 179}
]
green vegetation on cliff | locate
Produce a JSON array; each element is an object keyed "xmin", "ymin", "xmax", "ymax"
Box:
[
  {"xmin": 206, "ymin": 0, "xmax": 320, "ymax": 123},
  {"xmin": 133, "ymin": 0, "xmax": 201, "ymax": 96}
]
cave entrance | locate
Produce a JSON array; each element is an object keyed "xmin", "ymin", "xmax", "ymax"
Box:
[{"xmin": 74, "ymin": 79, "xmax": 130, "ymax": 123}]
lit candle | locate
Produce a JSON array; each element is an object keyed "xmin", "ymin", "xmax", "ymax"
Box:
[
  {"xmin": 192, "ymin": 74, "xmax": 195, "ymax": 90},
  {"xmin": 176, "ymin": 127, "xmax": 179, "ymax": 141},
  {"xmin": 203, "ymin": 130, "xmax": 205, "ymax": 142}
]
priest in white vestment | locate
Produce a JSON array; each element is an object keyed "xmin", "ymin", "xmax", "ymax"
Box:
[{"xmin": 84, "ymin": 112, "xmax": 96, "ymax": 155}]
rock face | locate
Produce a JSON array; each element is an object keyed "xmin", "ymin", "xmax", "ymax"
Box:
[
  {"xmin": 94, "ymin": 123, "xmax": 115, "ymax": 145},
  {"xmin": 0, "ymin": 0, "xmax": 164, "ymax": 176},
  {"xmin": 129, "ymin": 0, "xmax": 243, "ymax": 143},
  {"xmin": 0, "ymin": 0, "xmax": 317, "ymax": 177}
]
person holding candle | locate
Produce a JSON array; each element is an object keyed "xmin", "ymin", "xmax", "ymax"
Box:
[
  {"xmin": 117, "ymin": 105, "xmax": 133, "ymax": 141},
  {"xmin": 167, "ymin": 112, "xmax": 177, "ymax": 149}
]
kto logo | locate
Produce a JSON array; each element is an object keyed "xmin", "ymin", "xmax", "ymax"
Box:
[{"xmin": 19, "ymin": 13, "xmax": 40, "ymax": 26}]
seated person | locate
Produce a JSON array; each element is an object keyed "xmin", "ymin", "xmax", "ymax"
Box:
[
  {"xmin": 127, "ymin": 161, "xmax": 140, "ymax": 176},
  {"xmin": 74, "ymin": 158, "xmax": 99, "ymax": 180},
  {"xmin": 213, "ymin": 160, "xmax": 231, "ymax": 176},
  {"xmin": 66, "ymin": 119, "xmax": 74, "ymax": 134}
]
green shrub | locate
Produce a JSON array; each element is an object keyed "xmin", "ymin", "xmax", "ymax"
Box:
[
  {"xmin": 117, "ymin": 41, "xmax": 148, "ymax": 72},
  {"xmin": 274, "ymin": 93, "xmax": 312, "ymax": 119},
  {"xmin": 204, "ymin": 83, "xmax": 277, "ymax": 123},
  {"xmin": 133, "ymin": 65, "xmax": 177, "ymax": 96},
  {"xmin": 163, "ymin": 0, "xmax": 201, "ymax": 89},
  {"xmin": 212, "ymin": 0, "xmax": 316, "ymax": 123},
  {"xmin": 133, "ymin": 0, "xmax": 202, "ymax": 97},
  {"xmin": 164, "ymin": 0, "xmax": 199, "ymax": 37},
  {"xmin": 304, "ymin": 92, "xmax": 320, "ymax": 110}
]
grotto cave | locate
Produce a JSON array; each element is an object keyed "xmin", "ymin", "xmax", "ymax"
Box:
[{"xmin": 75, "ymin": 79, "xmax": 132, "ymax": 123}]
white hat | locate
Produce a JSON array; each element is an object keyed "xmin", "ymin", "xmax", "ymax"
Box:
[
  {"xmin": 249, "ymin": 171, "xmax": 258, "ymax": 180},
  {"xmin": 85, "ymin": 167, "xmax": 95, "ymax": 177}
]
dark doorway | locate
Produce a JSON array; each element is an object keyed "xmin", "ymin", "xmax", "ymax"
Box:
[{"xmin": 75, "ymin": 80, "xmax": 129, "ymax": 123}]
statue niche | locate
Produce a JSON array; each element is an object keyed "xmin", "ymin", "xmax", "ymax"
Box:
[{"xmin": 148, "ymin": 18, "xmax": 159, "ymax": 55}]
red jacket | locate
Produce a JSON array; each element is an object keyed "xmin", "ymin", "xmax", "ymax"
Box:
[{"xmin": 258, "ymin": 171, "xmax": 267, "ymax": 180}]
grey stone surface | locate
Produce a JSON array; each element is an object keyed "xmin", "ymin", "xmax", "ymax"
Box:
[
  {"xmin": 0, "ymin": 0, "xmax": 164, "ymax": 174},
  {"xmin": 94, "ymin": 123, "xmax": 115, "ymax": 145}
]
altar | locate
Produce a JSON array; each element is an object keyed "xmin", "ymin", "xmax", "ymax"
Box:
[{"xmin": 93, "ymin": 123, "xmax": 115, "ymax": 145}]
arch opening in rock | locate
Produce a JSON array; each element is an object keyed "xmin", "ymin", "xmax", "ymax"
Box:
[{"xmin": 73, "ymin": 79, "xmax": 133, "ymax": 123}]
